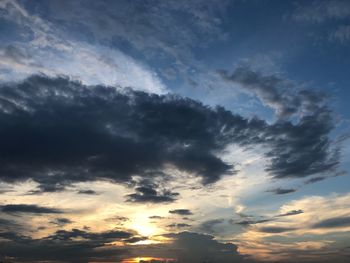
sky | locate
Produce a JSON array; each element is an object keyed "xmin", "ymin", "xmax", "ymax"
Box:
[{"xmin": 0, "ymin": 0, "xmax": 350, "ymax": 262}]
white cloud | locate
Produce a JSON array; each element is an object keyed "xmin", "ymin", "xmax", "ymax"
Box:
[{"xmin": 0, "ymin": 0, "xmax": 167, "ymax": 94}]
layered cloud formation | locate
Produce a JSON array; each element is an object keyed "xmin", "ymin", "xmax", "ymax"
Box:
[{"xmin": 0, "ymin": 75, "xmax": 339, "ymax": 194}]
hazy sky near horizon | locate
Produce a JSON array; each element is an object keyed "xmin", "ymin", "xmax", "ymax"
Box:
[{"xmin": 0, "ymin": 0, "xmax": 350, "ymax": 262}]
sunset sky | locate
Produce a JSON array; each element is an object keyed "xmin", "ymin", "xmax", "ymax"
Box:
[{"xmin": 0, "ymin": 1, "xmax": 350, "ymax": 262}]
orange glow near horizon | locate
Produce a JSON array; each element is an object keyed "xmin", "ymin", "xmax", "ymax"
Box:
[{"xmin": 121, "ymin": 257, "xmax": 177, "ymax": 263}]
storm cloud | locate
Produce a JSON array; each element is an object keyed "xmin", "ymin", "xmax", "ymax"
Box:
[{"xmin": 0, "ymin": 75, "xmax": 340, "ymax": 192}]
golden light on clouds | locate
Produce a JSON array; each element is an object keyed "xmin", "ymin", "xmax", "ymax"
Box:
[{"xmin": 121, "ymin": 257, "xmax": 177, "ymax": 263}]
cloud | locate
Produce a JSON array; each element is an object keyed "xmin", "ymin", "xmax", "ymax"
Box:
[
  {"xmin": 159, "ymin": 231, "xmax": 246, "ymax": 263},
  {"xmin": 169, "ymin": 209, "xmax": 193, "ymax": 216},
  {"xmin": 0, "ymin": 228, "xmax": 246, "ymax": 263},
  {"xmin": 48, "ymin": 228, "xmax": 134, "ymax": 241},
  {"xmin": 149, "ymin": 216, "xmax": 165, "ymax": 220},
  {"xmin": 305, "ymin": 176, "xmax": 327, "ymax": 184},
  {"xmin": 292, "ymin": 0, "xmax": 350, "ymax": 23},
  {"xmin": 126, "ymin": 183, "xmax": 179, "ymax": 204},
  {"xmin": 0, "ymin": 75, "xmax": 245, "ymax": 188},
  {"xmin": 237, "ymin": 193, "xmax": 350, "ymax": 262},
  {"xmin": 331, "ymin": 25, "xmax": 350, "ymax": 43},
  {"xmin": 0, "ymin": 1, "xmax": 167, "ymax": 94},
  {"xmin": 105, "ymin": 216, "xmax": 129, "ymax": 223},
  {"xmin": 268, "ymin": 188, "xmax": 296, "ymax": 195},
  {"xmin": 167, "ymin": 223, "xmax": 191, "ymax": 229},
  {"xmin": 258, "ymin": 226, "xmax": 297, "ymax": 233},
  {"xmin": 233, "ymin": 219, "xmax": 271, "ymax": 226},
  {"xmin": 50, "ymin": 217, "xmax": 73, "ymax": 226},
  {"xmin": 291, "ymin": 0, "xmax": 350, "ymax": 44},
  {"xmin": 277, "ymin": 209, "xmax": 304, "ymax": 217},
  {"xmin": 0, "ymin": 75, "xmax": 340, "ymax": 192},
  {"xmin": 77, "ymin": 189, "xmax": 99, "ymax": 195},
  {"xmin": 198, "ymin": 218, "xmax": 224, "ymax": 230},
  {"xmin": 0, "ymin": 227, "xmax": 142, "ymax": 262},
  {"xmin": 219, "ymin": 66, "xmax": 327, "ymax": 119},
  {"xmin": 0, "ymin": 204, "xmax": 63, "ymax": 214},
  {"xmin": 305, "ymin": 171, "xmax": 347, "ymax": 185},
  {"xmin": 238, "ymin": 192, "xmax": 350, "ymax": 257},
  {"xmin": 219, "ymin": 66, "xmax": 339, "ymax": 179},
  {"xmin": 25, "ymin": 0, "xmax": 228, "ymax": 73},
  {"xmin": 312, "ymin": 216, "xmax": 350, "ymax": 229}
]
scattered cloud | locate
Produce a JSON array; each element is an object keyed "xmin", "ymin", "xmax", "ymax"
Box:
[
  {"xmin": 0, "ymin": 204, "xmax": 63, "ymax": 214},
  {"xmin": 77, "ymin": 189, "xmax": 99, "ymax": 195},
  {"xmin": 50, "ymin": 217, "xmax": 73, "ymax": 226},
  {"xmin": 198, "ymin": 219, "xmax": 225, "ymax": 234},
  {"xmin": 219, "ymin": 66, "xmax": 327, "ymax": 119},
  {"xmin": 233, "ymin": 219, "xmax": 272, "ymax": 226},
  {"xmin": 167, "ymin": 223, "xmax": 191, "ymax": 229},
  {"xmin": 126, "ymin": 183, "xmax": 179, "ymax": 204},
  {"xmin": 268, "ymin": 188, "xmax": 297, "ymax": 195},
  {"xmin": 312, "ymin": 216, "xmax": 350, "ymax": 229},
  {"xmin": 169, "ymin": 209, "xmax": 193, "ymax": 216},
  {"xmin": 258, "ymin": 226, "xmax": 297, "ymax": 233},
  {"xmin": 292, "ymin": 0, "xmax": 350, "ymax": 23},
  {"xmin": 149, "ymin": 216, "xmax": 165, "ymax": 220},
  {"xmin": 277, "ymin": 209, "xmax": 304, "ymax": 217}
]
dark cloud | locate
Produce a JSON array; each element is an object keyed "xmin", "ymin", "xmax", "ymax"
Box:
[
  {"xmin": 50, "ymin": 218, "xmax": 73, "ymax": 226},
  {"xmin": 268, "ymin": 188, "xmax": 296, "ymax": 195},
  {"xmin": 277, "ymin": 209, "xmax": 304, "ymax": 217},
  {"xmin": 77, "ymin": 189, "xmax": 99, "ymax": 195},
  {"xmin": 258, "ymin": 226, "xmax": 296, "ymax": 233},
  {"xmin": 232, "ymin": 219, "xmax": 271, "ymax": 226},
  {"xmin": 305, "ymin": 176, "xmax": 327, "ymax": 184},
  {"xmin": 0, "ymin": 75, "xmax": 243, "ymax": 188},
  {"xmin": 167, "ymin": 223, "xmax": 191, "ymax": 229},
  {"xmin": 0, "ymin": 230, "xmax": 247, "ymax": 263},
  {"xmin": 219, "ymin": 66, "xmax": 327, "ymax": 119},
  {"xmin": 149, "ymin": 216, "xmax": 164, "ymax": 220},
  {"xmin": 48, "ymin": 228, "xmax": 134, "ymax": 241},
  {"xmin": 304, "ymin": 171, "xmax": 346, "ymax": 185},
  {"xmin": 198, "ymin": 219, "xmax": 225, "ymax": 234},
  {"xmin": 0, "ymin": 218, "xmax": 19, "ymax": 230},
  {"xmin": 0, "ymin": 75, "xmax": 340, "ymax": 191},
  {"xmin": 0, "ymin": 228, "xmax": 141, "ymax": 262},
  {"xmin": 169, "ymin": 209, "xmax": 193, "ymax": 216},
  {"xmin": 220, "ymin": 66, "xmax": 339, "ymax": 179},
  {"xmin": 312, "ymin": 216, "xmax": 350, "ymax": 229},
  {"xmin": 126, "ymin": 183, "xmax": 179, "ymax": 204},
  {"xmin": 0, "ymin": 188, "xmax": 14, "ymax": 194},
  {"xmin": 105, "ymin": 216, "xmax": 129, "ymax": 223},
  {"xmin": 159, "ymin": 232, "xmax": 246, "ymax": 263},
  {"xmin": 0, "ymin": 204, "xmax": 63, "ymax": 214}
]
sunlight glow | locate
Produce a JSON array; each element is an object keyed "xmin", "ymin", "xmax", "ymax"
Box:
[{"xmin": 121, "ymin": 257, "xmax": 177, "ymax": 263}]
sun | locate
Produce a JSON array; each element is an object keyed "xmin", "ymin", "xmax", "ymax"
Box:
[
  {"xmin": 127, "ymin": 213, "xmax": 160, "ymax": 237},
  {"xmin": 132, "ymin": 223, "xmax": 156, "ymax": 236},
  {"xmin": 121, "ymin": 257, "xmax": 177, "ymax": 263}
]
